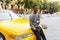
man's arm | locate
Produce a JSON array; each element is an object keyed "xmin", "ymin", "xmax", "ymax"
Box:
[
  {"xmin": 29, "ymin": 15, "xmax": 36, "ymax": 30},
  {"xmin": 36, "ymin": 14, "xmax": 40, "ymax": 24},
  {"xmin": 38, "ymin": 14, "xmax": 40, "ymax": 21}
]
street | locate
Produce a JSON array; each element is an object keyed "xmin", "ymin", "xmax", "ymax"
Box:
[
  {"xmin": 41, "ymin": 14, "xmax": 60, "ymax": 40},
  {"xmin": 0, "ymin": 0, "xmax": 60, "ymax": 40},
  {"xmin": 23, "ymin": 14, "xmax": 60, "ymax": 40}
]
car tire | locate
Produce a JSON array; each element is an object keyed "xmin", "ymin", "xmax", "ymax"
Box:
[{"xmin": 0, "ymin": 33, "xmax": 5, "ymax": 40}]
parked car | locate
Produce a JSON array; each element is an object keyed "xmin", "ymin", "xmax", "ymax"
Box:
[{"xmin": 0, "ymin": 10, "xmax": 37, "ymax": 40}]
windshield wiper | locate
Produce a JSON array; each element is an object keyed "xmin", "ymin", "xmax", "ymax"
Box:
[{"xmin": 9, "ymin": 14, "xmax": 12, "ymax": 20}]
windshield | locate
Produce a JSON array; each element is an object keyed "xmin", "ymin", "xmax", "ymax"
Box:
[{"xmin": 0, "ymin": 10, "xmax": 19, "ymax": 20}]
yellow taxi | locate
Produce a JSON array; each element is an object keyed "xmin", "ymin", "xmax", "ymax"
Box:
[{"xmin": 0, "ymin": 10, "xmax": 37, "ymax": 40}]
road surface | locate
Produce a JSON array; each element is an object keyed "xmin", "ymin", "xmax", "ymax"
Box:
[
  {"xmin": 18, "ymin": 14, "xmax": 60, "ymax": 40},
  {"xmin": 41, "ymin": 14, "xmax": 60, "ymax": 40}
]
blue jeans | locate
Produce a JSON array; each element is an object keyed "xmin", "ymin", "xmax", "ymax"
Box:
[{"xmin": 32, "ymin": 27, "xmax": 46, "ymax": 40}]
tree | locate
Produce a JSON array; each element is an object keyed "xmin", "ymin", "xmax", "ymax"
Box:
[
  {"xmin": 1, "ymin": 0, "xmax": 12, "ymax": 9},
  {"xmin": 21, "ymin": 0, "xmax": 34, "ymax": 9},
  {"xmin": 38, "ymin": 0, "xmax": 50, "ymax": 10},
  {"xmin": 17, "ymin": 0, "xmax": 20, "ymax": 10},
  {"xmin": 5, "ymin": 0, "xmax": 12, "ymax": 9},
  {"xmin": 49, "ymin": 1, "xmax": 60, "ymax": 12},
  {"xmin": 39, "ymin": 0, "xmax": 60, "ymax": 12}
]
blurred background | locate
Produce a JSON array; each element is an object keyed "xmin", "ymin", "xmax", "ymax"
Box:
[
  {"xmin": 0, "ymin": 0, "xmax": 60, "ymax": 14},
  {"xmin": 0, "ymin": 0, "xmax": 60, "ymax": 40}
]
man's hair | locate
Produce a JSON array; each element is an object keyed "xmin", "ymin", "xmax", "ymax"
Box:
[{"xmin": 33, "ymin": 4, "xmax": 38, "ymax": 8}]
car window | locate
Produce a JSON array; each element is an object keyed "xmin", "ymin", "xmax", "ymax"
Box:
[
  {"xmin": 8, "ymin": 12, "xmax": 19, "ymax": 19},
  {"xmin": 0, "ymin": 13, "xmax": 11, "ymax": 20},
  {"xmin": 0, "ymin": 10, "xmax": 19, "ymax": 20}
]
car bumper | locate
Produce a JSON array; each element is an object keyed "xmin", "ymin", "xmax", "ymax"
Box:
[
  {"xmin": 6, "ymin": 35, "xmax": 36, "ymax": 40},
  {"xmin": 22, "ymin": 35, "xmax": 36, "ymax": 40}
]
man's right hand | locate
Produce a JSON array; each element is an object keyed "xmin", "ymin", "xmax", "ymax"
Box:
[
  {"xmin": 31, "ymin": 25, "xmax": 36, "ymax": 30},
  {"xmin": 37, "ymin": 21, "xmax": 40, "ymax": 24},
  {"xmin": 33, "ymin": 27, "xmax": 36, "ymax": 30}
]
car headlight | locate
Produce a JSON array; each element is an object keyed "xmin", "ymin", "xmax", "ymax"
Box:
[
  {"xmin": 9, "ymin": 32, "xmax": 33, "ymax": 40},
  {"xmin": 15, "ymin": 32, "xmax": 33, "ymax": 40}
]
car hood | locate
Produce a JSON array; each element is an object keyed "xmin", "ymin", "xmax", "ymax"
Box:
[{"xmin": 0, "ymin": 18, "xmax": 31, "ymax": 35}]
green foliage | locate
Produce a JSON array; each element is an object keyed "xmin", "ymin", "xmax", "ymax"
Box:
[
  {"xmin": 6, "ymin": 0, "xmax": 12, "ymax": 4},
  {"xmin": 0, "ymin": 0, "xmax": 60, "ymax": 12},
  {"xmin": 39, "ymin": 0, "xmax": 60, "ymax": 12},
  {"xmin": 21, "ymin": 0, "xmax": 34, "ymax": 9},
  {"xmin": 0, "ymin": 0, "xmax": 2, "ymax": 2},
  {"xmin": 18, "ymin": 0, "xmax": 60, "ymax": 12},
  {"xmin": 48, "ymin": 2, "xmax": 60, "ymax": 12}
]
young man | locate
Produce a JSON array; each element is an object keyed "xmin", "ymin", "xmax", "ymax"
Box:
[{"xmin": 29, "ymin": 5, "xmax": 46, "ymax": 40}]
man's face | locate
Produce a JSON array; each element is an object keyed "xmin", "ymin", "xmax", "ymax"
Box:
[{"xmin": 33, "ymin": 6, "xmax": 38, "ymax": 13}]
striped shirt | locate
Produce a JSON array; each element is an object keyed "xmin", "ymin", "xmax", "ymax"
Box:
[{"xmin": 29, "ymin": 13, "xmax": 40, "ymax": 29}]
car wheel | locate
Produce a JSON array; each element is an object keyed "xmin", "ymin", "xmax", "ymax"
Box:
[{"xmin": 0, "ymin": 33, "xmax": 5, "ymax": 40}]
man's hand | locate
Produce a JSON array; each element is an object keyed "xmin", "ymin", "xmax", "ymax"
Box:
[
  {"xmin": 33, "ymin": 27, "xmax": 36, "ymax": 30},
  {"xmin": 37, "ymin": 21, "xmax": 40, "ymax": 24},
  {"xmin": 32, "ymin": 26, "xmax": 36, "ymax": 30}
]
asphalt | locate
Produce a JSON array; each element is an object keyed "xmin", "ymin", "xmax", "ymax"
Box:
[
  {"xmin": 41, "ymin": 14, "xmax": 60, "ymax": 40},
  {"xmin": 23, "ymin": 14, "xmax": 60, "ymax": 40}
]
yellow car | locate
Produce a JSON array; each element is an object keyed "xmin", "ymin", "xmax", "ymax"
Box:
[{"xmin": 0, "ymin": 10, "xmax": 37, "ymax": 40}]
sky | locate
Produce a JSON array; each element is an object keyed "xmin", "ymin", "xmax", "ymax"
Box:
[{"xmin": 50, "ymin": 0, "xmax": 60, "ymax": 2}]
